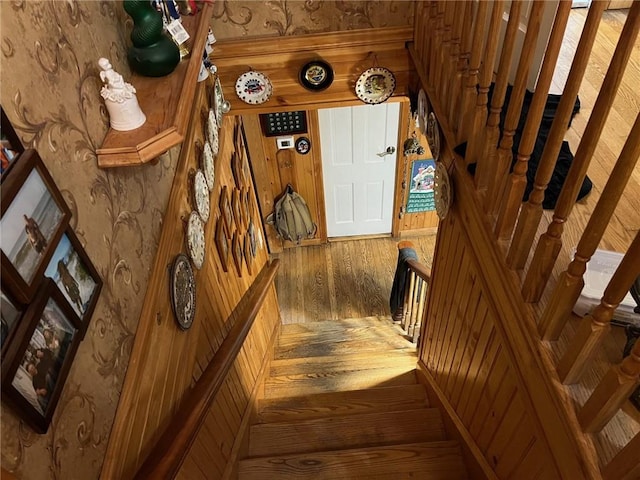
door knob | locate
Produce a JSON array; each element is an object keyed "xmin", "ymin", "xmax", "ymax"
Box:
[{"xmin": 377, "ymin": 146, "xmax": 396, "ymax": 157}]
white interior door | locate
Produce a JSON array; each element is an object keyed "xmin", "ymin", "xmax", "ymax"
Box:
[{"xmin": 319, "ymin": 103, "xmax": 400, "ymax": 238}]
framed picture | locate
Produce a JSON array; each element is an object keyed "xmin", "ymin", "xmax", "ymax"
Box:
[
  {"xmin": 1, "ymin": 280, "xmax": 81, "ymax": 433},
  {"xmin": 1, "ymin": 106, "xmax": 24, "ymax": 177},
  {"xmin": 1, "ymin": 149, "xmax": 71, "ymax": 303},
  {"xmin": 219, "ymin": 186, "xmax": 233, "ymax": 239},
  {"xmin": 231, "ymin": 152, "xmax": 243, "ymax": 190},
  {"xmin": 231, "ymin": 231, "xmax": 243, "ymax": 277},
  {"xmin": 44, "ymin": 228, "xmax": 102, "ymax": 337},
  {"xmin": 1, "ymin": 289, "xmax": 23, "ymax": 358},
  {"xmin": 241, "ymin": 149, "xmax": 252, "ymax": 188},
  {"xmin": 214, "ymin": 217, "xmax": 229, "ymax": 273},
  {"xmin": 243, "ymin": 233, "xmax": 253, "ymax": 275},
  {"xmin": 232, "ymin": 188, "xmax": 243, "ymax": 232},
  {"xmin": 243, "ymin": 188, "xmax": 252, "ymax": 224}
]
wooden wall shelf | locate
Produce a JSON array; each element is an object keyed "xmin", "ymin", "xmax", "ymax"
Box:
[{"xmin": 96, "ymin": 4, "xmax": 213, "ymax": 169}]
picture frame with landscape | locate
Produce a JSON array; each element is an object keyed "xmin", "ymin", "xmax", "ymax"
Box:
[
  {"xmin": 0, "ymin": 149, "xmax": 71, "ymax": 303},
  {"xmin": 44, "ymin": 227, "xmax": 102, "ymax": 337},
  {"xmin": 0, "ymin": 280, "xmax": 81, "ymax": 433}
]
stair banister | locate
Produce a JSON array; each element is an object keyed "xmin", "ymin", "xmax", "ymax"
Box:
[
  {"xmin": 521, "ymin": 1, "xmax": 640, "ymax": 302},
  {"xmin": 134, "ymin": 260, "xmax": 280, "ymax": 479},
  {"xmin": 602, "ymin": 432, "xmax": 640, "ymax": 480},
  {"xmin": 539, "ymin": 111, "xmax": 640, "ymax": 341},
  {"xmin": 506, "ymin": 0, "xmax": 606, "ymax": 271}
]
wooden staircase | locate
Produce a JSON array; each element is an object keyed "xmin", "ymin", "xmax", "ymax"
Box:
[{"xmin": 238, "ymin": 318, "xmax": 469, "ymax": 479}]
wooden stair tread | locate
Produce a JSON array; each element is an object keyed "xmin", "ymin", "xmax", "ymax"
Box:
[
  {"xmin": 264, "ymin": 366, "xmax": 417, "ymax": 398},
  {"xmin": 279, "ymin": 317, "xmax": 407, "ymax": 337},
  {"xmin": 248, "ymin": 407, "xmax": 445, "ymax": 457},
  {"xmin": 274, "ymin": 335, "xmax": 414, "ymax": 359},
  {"xmin": 256, "ymin": 384, "xmax": 429, "ymax": 423},
  {"xmin": 270, "ymin": 349, "xmax": 417, "ymax": 377},
  {"xmin": 239, "ymin": 441, "xmax": 468, "ymax": 480}
]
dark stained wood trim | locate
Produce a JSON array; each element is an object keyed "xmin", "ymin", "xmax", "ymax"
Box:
[
  {"xmin": 406, "ymin": 259, "xmax": 432, "ymax": 283},
  {"xmin": 134, "ymin": 259, "xmax": 280, "ymax": 479}
]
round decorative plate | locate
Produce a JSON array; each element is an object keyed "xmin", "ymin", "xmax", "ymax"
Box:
[
  {"xmin": 201, "ymin": 141, "xmax": 215, "ymax": 191},
  {"xmin": 170, "ymin": 254, "xmax": 196, "ymax": 330},
  {"xmin": 299, "ymin": 60, "xmax": 334, "ymax": 91},
  {"xmin": 417, "ymin": 89, "xmax": 429, "ymax": 135},
  {"xmin": 295, "ymin": 137, "xmax": 311, "ymax": 155},
  {"xmin": 208, "ymin": 109, "xmax": 219, "ymax": 155},
  {"xmin": 187, "ymin": 211, "xmax": 205, "ymax": 270},
  {"xmin": 426, "ymin": 112, "xmax": 441, "ymax": 160},
  {"xmin": 355, "ymin": 67, "xmax": 396, "ymax": 104},
  {"xmin": 193, "ymin": 170, "xmax": 210, "ymax": 223},
  {"xmin": 235, "ymin": 71, "xmax": 272, "ymax": 105},
  {"xmin": 434, "ymin": 162, "xmax": 453, "ymax": 220}
]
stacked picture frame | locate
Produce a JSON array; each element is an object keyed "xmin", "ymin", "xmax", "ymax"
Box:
[{"xmin": 0, "ymin": 115, "xmax": 102, "ymax": 433}]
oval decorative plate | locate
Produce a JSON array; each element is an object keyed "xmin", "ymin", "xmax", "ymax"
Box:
[
  {"xmin": 299, "ymin": 60, "xmax": 334, "ymax": 91},
  {"xmin": 434, "ymin": 162, "xmax": 453, "ymax": 220},
  {"xmin": 193, "ymin": 170, "xmax": 210, "ymax": 223},
  {"xmin": 170, "ymin": 254, "xmax": 196, "ymax": 330},
  {"xmin": 355, "ymin": 67, "xmax": 396, "ymax": 104},
  {"xmin": 235, "ymin": 71, "xmax": 272, "ymax": 105},
  {"xmin": 187, "ymin": 211, "xmax": 205, "ymax": 270},
  {"xmin": 201, "ymin": 141, "xmax": 215, "ymax": 192},
  {"xmin": 417, "ymin": 89, "xmax": 429, "ymax": 135},
  {"xmin": 426, "ymin": 112, "xmax": 441, "ymax": 160},
  {"xmin": 208, "ymin": 109, "xmax": 219, "ymax": 155},
  {"xmin": 214, "ymin": 77, "xmax": 224, "ymax": 126}
]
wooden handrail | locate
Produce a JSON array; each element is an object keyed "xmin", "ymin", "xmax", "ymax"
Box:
[
  {"xmin": 406, "ymin": 259, "xmax": 432, "ymax": 284},
  {"xmin": 539, "ymin": 111, "xmax": 640, "ymax": 340},
  {"xmin": 506, "ymin": 0, "xmax": 607, "ymax": 271},
  {"xmin": 134, "ymin": 259, "xmax": 280, "ymax": 479},
  {"xmin": 522, "ymin": 1, "xmax": 640, "ymax": 302},
  {"xmin": 556, "ymin": 232, "xmax": 640, "ymax": 384}
]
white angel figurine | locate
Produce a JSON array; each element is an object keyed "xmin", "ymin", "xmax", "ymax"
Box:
[{"xmin": 98, "ymin": 58, "xmax": 146, "ymax": 131}]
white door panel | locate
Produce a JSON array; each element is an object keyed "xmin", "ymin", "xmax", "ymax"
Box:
[{"xmin": 319, "ymin": 103, "xmax": 399, "ymax": 238}]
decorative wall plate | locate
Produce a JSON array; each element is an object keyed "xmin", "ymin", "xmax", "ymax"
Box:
[
  {"xmin": 295, "ymin": 137, "xmax": 311, "ymax": 155},
  {"xmin": 170, "ymin": 254, "xmax": 196, "ymax": 330},
  {"xmin": 235, "ymin": 71, "xmax": 272, "ymax": 105},
  {"xmin": 248, "ymin": 220, "xmax": 257, "ymax": 258},
  {"xmin": 426, "ymin": 112, "xmax": 441, "ymax": 160},
  {"xmin": 201, "ymin": 141, "xmax": 215, "ymax": 191},
  {"xmin": 214, "ymin": 77, "xmax": 224, "ymax": 126},
  {"xmin": 434, "ymin": 162, "xmax": 453, "ymax": 220},
  {"xmin": 186, "ymin": 211, "xmax": 205, "ymax": 269},
  {"xmin": 193, "ymin": 170, "xmax": 210, "ymax": 223},
  {"xmin": 208, "ymin": 109, "xmax": 219, "ymax": 155},
  {"xmin": 355, "ymin": 67, "xmax": 396, "ymax": 104},
  {"xmin": 417, "ymin": 89, "xmax": 429, "ymax": 135},
  {"xmin": 299, "ymin": 60, "xmax": 334, "ymax": 91}
]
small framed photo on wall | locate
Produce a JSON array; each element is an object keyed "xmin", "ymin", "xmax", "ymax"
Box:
[
  {"xmin": 1, "ymin": 149, "xmax": 71, "ymax": 303},
  {"xmin": 1, "ymin": 106, "xmax": 24, "ymax": 178},
  {"xmin": 44, "ymin": 228, "xmax": 102, "ymax": 337},
  {"xmin": 0, "ymin": 280, "xmax": 82, "ymax": 433},
  {"xmin": 1, "ymin": 289, "xmax": 23, "ymax": 358}
]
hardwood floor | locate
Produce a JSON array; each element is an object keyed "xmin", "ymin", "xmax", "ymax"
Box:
[{"xmin": 274, "ymin": 235, "xmax": 437, "ymax": 324}]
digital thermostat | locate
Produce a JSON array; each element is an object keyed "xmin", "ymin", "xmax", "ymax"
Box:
[{"xmin": 276, "ymin": 136, "xmax": 295, "ymax": 150}]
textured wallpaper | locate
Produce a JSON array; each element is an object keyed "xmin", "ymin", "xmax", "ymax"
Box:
[{"xmin": 1, "ymin": 1, "xmax": 413, "ymax": 478}]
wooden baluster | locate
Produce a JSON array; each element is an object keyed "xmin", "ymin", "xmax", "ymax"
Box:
[
  {"xmin": 430, "ymin": 2, "xmax": 447, "ymax": 88},
  {"xmin": 449, "ymin": 0, "xmax": 474, "ymax": 138},
  {"xmin": 408, "ymin": 277, "xmax": 420, "ymax": 336},
  {"xmin": 403, "ymin": 270, "xmax": 416, "ymax": 332},
  {"xmin": 466, "ymin": 1, "xmax": 504, "ymax": 177},
  {"xmin": 436, "ymin": 2, "xmax": 455, "ymax": 100},
  {"xmin": 539, "ymin": 112, "xmax": 640, "ymax": 340},
  {"xmin": 602, "ymin": 433, "xmax": 640, "ymax": 480},
  {"xmin": 441, "ymin": 1, "xmax": 465, "ymax": 121},
  {"xmin": 457, "ymin": 0, "xmax": 490, "ymax": 143},
  {"xmin": 488, "ymin": 0, "xmax": 548, "ymax": 219},
  {"xmin": 412, "ymin": 281, "xmax": 428, "ymax": 343},
  {"xmin": 557, "ymin": 232, "xmax": 640, "ymax": 384},
  {"xmin": 578, "ymin": 337, "xmax": 640, "ymax": 432},
  {"xmin": 475, "ymin": 0, "xmax": 524, "ymax": 199},
  {"xmin": 506, "ymin": 1, "xmax": 608, "ymax": 271},
  {"xmin": 495, "ymin": 1, "xmax": 572, "ymax": 240},
  {"xmin": 522, "ymin": 1, "xmax": 640, "ymax": 301}
]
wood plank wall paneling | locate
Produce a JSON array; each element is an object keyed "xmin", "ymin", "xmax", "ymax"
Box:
[
  {"xmin": 213, "ymin": 28, "xmax": 414, "ymax": 116},
  {"xmin": 100, "ymin": 77, "xmax": 281, "ymax": 479},
  {"xmin": 421, "ymin": 210, "xmax": 560, "ymax": 479}
]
